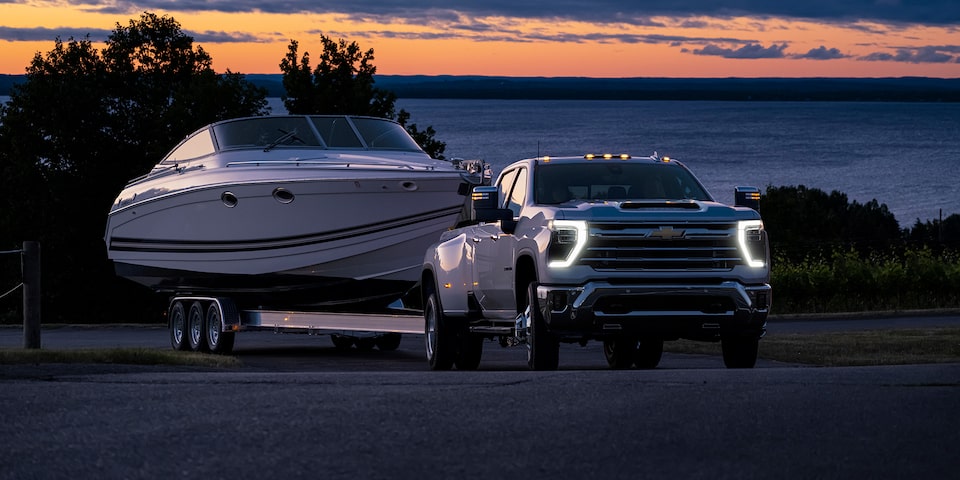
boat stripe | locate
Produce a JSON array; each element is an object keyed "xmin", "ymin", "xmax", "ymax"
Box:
[{"xmin": 109, "ymin": 205, "xmax": 463, "ymax": 254}]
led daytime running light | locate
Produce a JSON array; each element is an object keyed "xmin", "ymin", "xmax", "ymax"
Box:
[
  {"xmin": 738, "ymin": 220, "xmax": 765, "ymax": 268},
  {"xmin": 548, "ymin": 220, "xmax": 588, "ymax": 268}
]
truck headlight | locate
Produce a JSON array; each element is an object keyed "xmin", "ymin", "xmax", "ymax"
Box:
[
  {"xmin": 737, "ymin": 220, "xmax": 767, "ymax": 268},
  {"xmin": 547, "ymin": 220, "xmax": 588, "ymax": 268}
]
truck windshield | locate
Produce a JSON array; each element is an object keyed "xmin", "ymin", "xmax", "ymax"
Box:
[{"xmin": 535, "ymin": 162, "xmax": 712, "ymax": 204}]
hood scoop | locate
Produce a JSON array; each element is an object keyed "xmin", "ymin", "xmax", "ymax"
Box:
[{"xmin": 620, "ymin": 200, "xmax": 701, "ymax": 210}]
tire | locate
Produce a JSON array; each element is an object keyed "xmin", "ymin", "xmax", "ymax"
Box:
[
  {"xmin": 455, "ymin": 333, "xmax": 483, "ymax": 371},
  {"xmin": 721, "ymin": 335, "xmax": 759, "ymax": 368},
  {"xmin": 376, "ymin": 333, "xmax": 403, "ymax": 351},
  {"xmin": 634, "ymin": 337, "xmax": 664, "ymax": 369},
  {"xmin": 169, "ymin": 301, "xmax": 190, "ymax": 351},
  {"xmin": 204, "ymin": 302, "xmax": 235, "ymax": 355},
  {"xmin": 424, "ymin": 287, "xmax": 455, "ymax": 370},
  {"xmin": 330, "ymin": 334, "xmax": 354, "ymax": 350},
  {"xmin": 526, "ymin": 282, "xmax": 559, "ymax": 370},
  {"xmin": 603, "ymin": 336, "xmax": 637, "ymax": 369},
  {"xmin": 187, "ymin": 301, "xmax": 208, "ymax": 352}
]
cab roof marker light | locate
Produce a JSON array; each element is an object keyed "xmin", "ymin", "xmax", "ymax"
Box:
[
  {"xmin": 585, "ymin": 154, "xmax": 596, "ymax": 160},
  {"xmin": 548, "ymin": 220, "xmax": 588, "ymax": 269},
  {"xmin": 738, "ymin": 220, "xmax": 766, "ymax": 268}
]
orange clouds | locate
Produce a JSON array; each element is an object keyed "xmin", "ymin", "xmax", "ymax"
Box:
[{"xmin": 1, "ymin": 5, "xmax": 958, "ymax": 77}]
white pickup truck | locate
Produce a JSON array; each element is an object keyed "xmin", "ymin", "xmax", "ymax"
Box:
[{"xmin": 420, "ymin": 153, "xmax": 771, "ymax": 370}]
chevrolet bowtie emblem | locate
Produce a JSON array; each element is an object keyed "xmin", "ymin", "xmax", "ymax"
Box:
[{"xmin": 648, "ymin": 226, "xmax": 686, "ymax": 239}]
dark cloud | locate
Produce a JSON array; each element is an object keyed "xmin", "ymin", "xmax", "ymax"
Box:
[
  {"xmin": 859, "ymin": 46, "xmax": 957, "ymax": 63},
  {"xmin": 796, "ymin": 46, "xmax": 848, "ymax": 60},
  {"xmin": 73, "ymin": 0, "xmax": 960, "ymax": 26},
  {"xmin": 693, "ymin": 42, "xmax": 788, "ymax": 59},
  {"xmin": 0, "ymin": 25, "xmax": 269, "ymax": 43},
  {"xmin": 0, "ymin": 26, "xmax": 112, "ymax": 42}
]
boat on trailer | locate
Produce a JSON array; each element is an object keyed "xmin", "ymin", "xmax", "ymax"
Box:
[{"xmin": 105, "ymin": 115, "xmax": 487, "ymax": 317}]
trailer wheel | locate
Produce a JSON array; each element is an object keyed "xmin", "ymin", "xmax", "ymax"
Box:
[
  {"xmin": 526, "ymin": 282, "xmax": 559, "ymax": 370},
  {"xmin": 634, "ymin": 337, "xmax": 664, "ymax": 369},
  {"xmin": 187, "ymin": 301, "xmax": 208, "ymax": 352},
  {"xmin": 424, "ymin": 288, "xmax": 455, "ymax": 370},
  {"xmin": 205, "ymin": 302, "xmax": 235, "ymax": 355},
  {"xmin": 602, "ymin": 336, "xmax": 637, "ymax": 369},
  {"xmin": 169, "ymin": 301, "xmax": 190, "ymax": 351},
  {"xmin": 376, "ymin": 333, "xmax": 402, "ymax": 351}
]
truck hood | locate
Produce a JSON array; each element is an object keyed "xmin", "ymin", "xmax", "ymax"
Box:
[{"xmin": 551, "ymin": 199, "xmax": 761, "ymax": 222}]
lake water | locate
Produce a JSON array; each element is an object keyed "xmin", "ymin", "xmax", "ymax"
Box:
[
  {"xmin": 389, "ymin": 98, "xmax": 960, "ymax": 225},
  {"xmin": 3, "ymin": 95, "xmax": 957, "ymax": 224}
]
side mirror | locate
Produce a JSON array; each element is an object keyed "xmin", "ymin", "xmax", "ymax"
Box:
[
  {"xmin": 471, "ymin": 186, "xmax": 516, "ymax": 232},
  {"xmin": 735, "ymin": 186, "xmax": 761, "ymax": 211}
]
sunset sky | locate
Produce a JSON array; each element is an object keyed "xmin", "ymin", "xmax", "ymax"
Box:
[{"xmin": 1, "ymin": 1, "xmax": 959, "ymax": 78}]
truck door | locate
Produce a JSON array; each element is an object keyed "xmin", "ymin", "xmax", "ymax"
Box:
[{"xmin": 471, "ymin": 167, "xmax": 526, "ymax": 314}]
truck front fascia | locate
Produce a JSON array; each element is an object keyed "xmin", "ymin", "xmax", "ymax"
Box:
[{"xmin": 537, "ymin": 281, "xmax": 770, "ymax": 340}]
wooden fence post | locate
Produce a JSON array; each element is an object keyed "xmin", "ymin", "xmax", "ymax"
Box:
[{"xmin": 22, "ymin": 241, "xmax": 40, "ymax": 349}]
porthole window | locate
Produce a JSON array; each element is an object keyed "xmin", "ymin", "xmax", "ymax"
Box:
[
  {"xmin": 273, "ymin": 188, "xmax": 295, "ymax": 204},
  {"xmin": 221, "ymin": 192, "xmax": 238, "ymax": 208}
]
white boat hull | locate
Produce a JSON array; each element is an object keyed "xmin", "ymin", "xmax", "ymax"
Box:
[{"xmin": 104, "ymin": 115, "xmax": 485, "ymax": 309}]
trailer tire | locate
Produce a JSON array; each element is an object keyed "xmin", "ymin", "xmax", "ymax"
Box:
[
  {"xmin": 526, "ymin": 282, "xmax": 559, "ymax": 370},
  {"xmin": 425, "ymin": 288, "xmax": 455, "ymax": 370},
  {"xmin": 187, "ymin": 301, "xmax": 208, "ymax": 352},
  {"xmin": 204, "ymin": 302, "xmax": 235, "ymax": 355},
  {"xmin": 169, "ymin": 301, "xmax": 190, "ymax": 351}
]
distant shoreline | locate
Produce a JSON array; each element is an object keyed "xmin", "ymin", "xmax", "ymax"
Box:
[{"xmin": 3, "ymin": 74, "xmax": 960, "ymax": 102}]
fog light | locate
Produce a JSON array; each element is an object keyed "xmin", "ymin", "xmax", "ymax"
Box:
[{"xmin": 751, "ymin": 291, "xmax": 770, "ymax": 309}]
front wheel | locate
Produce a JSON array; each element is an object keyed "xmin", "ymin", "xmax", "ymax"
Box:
[
  {"xmin": 634, "ymin": 337, "xmax": 664, "ymax": 369},
  {"xmin": 721, "ymin": 335, "xmax": 759, "ymax": 368},
  {"xmin": 526, "ymin": 282, "xmax": 559, "ymax": 370},
  {"xmin": 602, "ymin": 336, "xmax": 637, "ymax": 369},
  {"xmin": 424, "ymin": 288, "xmax": 456, "ymax": 370}
]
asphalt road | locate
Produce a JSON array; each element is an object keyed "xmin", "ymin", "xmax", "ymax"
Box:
[{"xmin": 1, "ymin": 315, "xmax": 959, "ymax": 479}]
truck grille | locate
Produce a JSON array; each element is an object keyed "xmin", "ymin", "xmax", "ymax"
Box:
[{"xmin": 581, "ymin": 222, "xmax": 742, "ymax": 271}]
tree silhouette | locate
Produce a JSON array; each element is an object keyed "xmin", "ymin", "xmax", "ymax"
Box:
[{"xmin": 279, "ymin": 36, "xmax": 446, "ymax": 159}]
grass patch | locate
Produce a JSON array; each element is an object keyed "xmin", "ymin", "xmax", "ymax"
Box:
[
  {"xmin": 667, "ymin": 327, "xmax": 960, "ymax": 366},
  {"xmin": 0, "ymin": 347, "xmax": 241, "ymax": 368}
]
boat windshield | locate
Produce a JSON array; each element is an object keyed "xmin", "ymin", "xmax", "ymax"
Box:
[
  {"xmin": 535, "ymin": 162, "xmax": 712, "ymax": 204},
  {"xmin": 213, "ymin": 117, "xmax": 321, "ymax": 150},
  {"xmin": 209, "ymin": 116, "xmax": 424, "ymax": 153}
]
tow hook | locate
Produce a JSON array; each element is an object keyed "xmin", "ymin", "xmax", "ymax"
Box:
[{"xmin": 499, "ymin": 309, "xmax": 530, "ymax": 347}]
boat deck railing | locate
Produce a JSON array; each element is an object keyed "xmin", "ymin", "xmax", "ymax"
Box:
[{"xmin": 224, "ymin": 160, "xmax": 446, "ymax": 171}]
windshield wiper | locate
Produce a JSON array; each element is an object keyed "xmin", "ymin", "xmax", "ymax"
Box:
[{"xmin": 263, "ymin": 129, "xmax": 303, "ymax": 152}]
